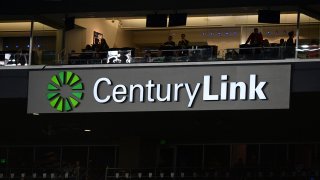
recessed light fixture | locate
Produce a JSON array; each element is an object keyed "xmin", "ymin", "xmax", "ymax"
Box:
[
  {"xmin": 32, "ymin": 113, "xmax": 40, "ymax": 116},
  {"xmin": 84, "ymin": 129, "xmax": 91, "ymax": 132}
]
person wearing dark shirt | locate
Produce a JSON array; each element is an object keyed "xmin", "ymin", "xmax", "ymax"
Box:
[
  {"xmin": 99, "ymin": 38, "xmax": 109, "ymax": 52},
  {"xmin": 178, "ymin": 34, "xmax": 189, "ymax": 47},
  {"xmin": 245, "ymin": 28, "xmax": 263, "ymax": 46},
  {"xmin": 178, "ymin": 34, "xmax": 190, "ymax": 57},
  {"xmin": 278, "ymin": 39, "xmax": 285, "ymax": 58},
  {"xmin": 91, "ymin": 38, "xmax": 100, "ymax": 51},
  {"xmin": 285, "ymin": 31, "xmax": 295, "ymax": 58},
  {"xmin": 161, "ymin": 35, "xmax": 176, "ymax": 62},
  {"xmin": 279, "ymin": 39, "xmax": 285, "ymax": 46},
  {"xmin": 98, "ymin": 38, "xmax": 109, "ymax": 59},
  {"xmin": 163, "ymin": 35, "xmax": 175, "ymax": 47},
  {"xmin": 79, "ymin": 44, "xmax": 94, "ymax": 64},
  {"xmin": 143, "ymin": 50, "xmax": 151, "ymax": 63},
  {"xmin": 286, "ymin": 31, "xmax": 295, "ymax": 46}
]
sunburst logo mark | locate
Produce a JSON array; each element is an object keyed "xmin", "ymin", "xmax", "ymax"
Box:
[{"xmin": 47, "ymin": 71, "xmax": 84, "ymax": 112}]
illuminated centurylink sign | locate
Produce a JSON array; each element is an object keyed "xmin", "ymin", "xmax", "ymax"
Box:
[{"xmin": 28, "ymin": 64, "xmax": 290, "ymax": 113}]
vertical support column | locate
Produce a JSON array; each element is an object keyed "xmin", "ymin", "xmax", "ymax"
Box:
[
  {"xmin": 56, "ymin": 29, "xmax": 64, "ymax": 64},
  {"xmin": 319, "ymin": 24, "xmax": 320, "ymax": 58},
  {"xmin": 155, "ymin": 145, "xmax": 160, "ymax": 168},
  {"xmin": 6, "ymin": 147, "xmax": 9, "ymax": 169},
  {"xmin": 240, "ymin": 26, "xmax": 247, "ymax": 44},
  {"xmin": 86, "ymin": 146, "xmax": 90, "ymax": 180},
  {"xmin": 202, "ymin": 144, "xmax": 205, "ymax": 170},
  {"xmin": 62, "ymin": 28, "xmax": 67, "ymax": 64},
  {"xmin": 114, "ymin": 146, "xmax": 118, "ymax": 167},
  {"xmin": 0, "ymin": 38, "xmax": 3, "ymax": 51},
  {"xmin": 33, "ymin": 147, "xmax": 36, "ymax": 167},
  {"xmin": 229, "ymin": 144, "xmax": 233, "ymax": 168},
  {"xmin": 173, "ymin": 146, "xmax": 177, "ymax": 170},
  {"xmin": 140, "ymin": 140, "xmax": 157, "ymax": 168},
  {"xmin": 286, "ymin": 144, "xmax": 289, "ymax": 162},
  {"xmin": 295, "ymin": 11, "xmax": 300, "ymax": 59},
  {"xmin": 258, "ymin": 144, "xmax": 261, "ymax": 166},
  {"xmin": 60, "ymin": 147, "xmax": 63, "ymax": 169},
  {"xmin": 118, "ymin": 137, "xmax": 141, "ymax": 168},
  {"xmin": 28, "ymin": 20, "xmax": 34, "ymax": 65},
  {"xmin": 231, "ymin": 144, "xmax": 246, "ymax": 167}
]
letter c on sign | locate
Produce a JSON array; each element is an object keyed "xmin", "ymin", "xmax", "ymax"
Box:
[{"xmin": 93, "ymin": 78, "xmax": 112, "ymax": 103}]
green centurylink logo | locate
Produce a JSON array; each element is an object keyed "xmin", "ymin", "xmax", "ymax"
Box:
[{"xmin": 47, "ymin": 71, "xmax": 84, "ymax": 112}]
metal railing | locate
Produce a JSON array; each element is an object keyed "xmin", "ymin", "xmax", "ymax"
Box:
[
  {"xmin": 1, "ymin": 46, "xmax": 319, "ymax": 67},
  {"xmin": 67, "ymin": 48, "xmax": 215, "ymax": 65},
  {"xmin": 56, "ymin": 49, "xmax": 66, "ymax": 65},
  {"xmin": 1, "ymin": 167, "xmax": 319, "ymax": 180},
  {"xmin": 223, "ymin": 46, "xmax": 288, "ymax": 60},
  {"xmin": 104, "ymin": 167, "xmax": 320, "ymax": 180},
  {"xmin": 0, "ymin": 168, "xmax": 81, "ymax": 179},
  {"xmin": 66, "ymin": 46, "xmax": 320, "ymax": 65}
]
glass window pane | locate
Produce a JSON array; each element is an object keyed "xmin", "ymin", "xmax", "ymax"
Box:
[
  {"xmin": 204, "ymin": 145, "xmax": 230, "ymax": 169},
  {"xmin": 88, "ymin": 146, "xmax": 117, "ymax": 180},
  {"xmin": 246, "ymin": 144, "xmax": 259, "ymax": 167},
  {"xmin": 35, "ymin": 147, "xmax": 60, "ymax": 169},
  {"xmin": 89, "ymin": 146, "xmax": 116, "ymax": 168},
  {"xmin": 8, "ymin": 147, "xmax": 34, "ymax": 168},
  {"xmin": 158, "ymin": 147, "xmax": 175, "ymax": 167},
  {"xmin": 260, "ymin": 144, "xmax": 287, "ymax": 168},
  {"xmin": 177, "ymin": 145, "xmax": 202, "ymax": 168},
  {"xmin": 0, "ymin": 148, "xmax": 7, "ymax": 168},
  {"xmin": 62, "ymin": 147, "xmax": 87, "ymax": 169}
]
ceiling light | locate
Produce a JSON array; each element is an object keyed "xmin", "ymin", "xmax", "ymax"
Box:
[{"xmin": 84, "ymin": 129, "xmax": 91, "ymax": 132}]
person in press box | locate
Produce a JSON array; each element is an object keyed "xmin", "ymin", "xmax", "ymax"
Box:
[
  {"xmin": 245, "ymin": 28, "xmax": 263, "ymax": 47},
  {"xmin": 160, "ymin": 35, "xmax": 176, "ymax": 61},
  {"xmin": 178, "ymin": 33, "xmax": 189, "ymax": 48}
]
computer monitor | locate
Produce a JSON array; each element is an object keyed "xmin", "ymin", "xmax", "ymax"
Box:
[
  {"xmin": 169, "ymin": 13, "xmax": 187, "ymax": 27},
  {"xmin": 107, "ymin": 50, "xmax": 132, "ymax": 64},
  {"xmin": 3, "ymin": 53, "xmax": 15, "ymax": 66},
  {"xmin": 5, "ymin": 53, "xmax": 11, "ymax": 60},
  {"xmin": 146, "ymin": 14, "xmax": 167, "ymax": 27},
  {"xmin": 258, "ymin": 10, "xmax": 280, "ymax": 24},
  {"xmin": 65, "ymin": 17, "xmax": 75, "ymax": 31}
]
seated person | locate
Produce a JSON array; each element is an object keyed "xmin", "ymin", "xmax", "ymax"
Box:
[
  {"xmin": 82, "ymin": 44, "xmax": 93, "ymax": 52},
  {"xmin": 144, "ymin": 50, "xmax": 152, "ymax": 63},
  {"xmin": 279, "ymin": 39, "xmax": 285, "ymax": 46},
  {"xmin": 80, "ymin": 44, "xmax": 94, "ymax": 61},
  {"xmin": 68, "ymin": 50, "xmax": 79, "ymax": 64},
  {"xmin": 225, "ymin": 49, "xmax": 239, "ymax": 60},
  {"xmin": 262, "ymin": 39, "xmax": 270, "ymax": 47}
]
